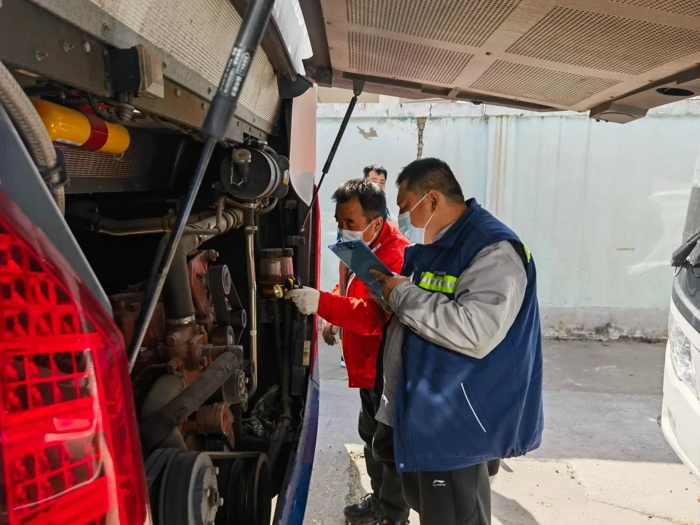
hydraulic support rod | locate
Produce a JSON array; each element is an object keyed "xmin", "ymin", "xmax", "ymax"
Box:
[{"xmin": 300, "ymin": 79, "xmax": 365, "ymax": 233}]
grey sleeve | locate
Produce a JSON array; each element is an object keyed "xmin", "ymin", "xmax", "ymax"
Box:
[{"xmin": 388, "ymin": 241, "xmax": 527, "ymax": 359}]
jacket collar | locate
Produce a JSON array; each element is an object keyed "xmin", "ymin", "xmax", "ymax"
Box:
[
  {"xmin": 430, "ymin": 198, "xmax": 480, "ymax": 249},
  {"xmin": 370, "ymin": 217, "xmax": 403, "ymax": 251}
]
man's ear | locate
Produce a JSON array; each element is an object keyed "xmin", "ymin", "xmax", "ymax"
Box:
[
  {"xmin": 375, "ymin": 216, "xmax": 385, "ymax": 234},
  {"xmin": 429, "ymin": 190, "xmax": 440, "ymax": 211}
]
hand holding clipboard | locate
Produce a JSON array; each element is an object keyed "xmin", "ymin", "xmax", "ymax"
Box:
[{"xmin": 369, "ymin": 269, "xmax": 410, "ymax": 302}]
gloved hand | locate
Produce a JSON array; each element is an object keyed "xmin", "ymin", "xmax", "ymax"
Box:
[
  {"xmin": 322, "ymin": 320, "xmax": 339, "ymax": 345},
  {"xmin": 285, "ymin": 288, "xmax": 320, "ymax": 315}
]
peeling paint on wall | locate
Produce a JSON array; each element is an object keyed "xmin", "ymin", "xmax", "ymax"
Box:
[{"xmin": 357, "ymin": 126, "xmax": 378, "ymax": 139}]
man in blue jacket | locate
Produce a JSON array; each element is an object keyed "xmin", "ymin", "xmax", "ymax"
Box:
[{"xmin": 371, "ymin": 158, "xmax": 544, "ymax": 525}]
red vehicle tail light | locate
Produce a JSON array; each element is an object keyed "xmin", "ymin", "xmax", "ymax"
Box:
[{"xmin": 0, "ymin": 192, "xmax": 149, "ymax": 524}]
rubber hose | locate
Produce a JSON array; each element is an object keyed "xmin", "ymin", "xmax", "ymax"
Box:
[
  {"xmin": 0, "ymin": 60, "xmax": 63, "ymax": 213},
  {"xmin": 139, "ymin": 372, "xmax": 188, "ymax": 450},
  {"xmin": 161, "ymin": 235, "xmax": 198, "ymax": 322}
]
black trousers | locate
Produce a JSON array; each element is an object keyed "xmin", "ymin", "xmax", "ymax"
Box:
[
  {"xmin": 401, "ymin": 462, "xmax": 491, "ymax": 525},
  {"xmin": 358, "ymin": 388, "xmax": 410, "ymax": 521}
]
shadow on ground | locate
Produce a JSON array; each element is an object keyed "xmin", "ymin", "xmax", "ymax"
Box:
[
  {"xmin": 492, "ymin": 491, "xmax": 540, "ymax": 525},
  {"xmin": 303, "ymin": 340, "xmax": 700, "ymax": 525}
]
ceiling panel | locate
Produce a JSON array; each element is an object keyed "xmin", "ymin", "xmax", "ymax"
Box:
[
  {"xmin": 347, "ymin": 0, "xmax": 522, "ymax": 47},
  {"xmin": 609, "ymin": 0, "xmax": 700, "ymax": 18},
  {"xmin": 303, "ymin": 0, "xmax": 700, "ymax": 120},
  {"xmin": 349, "ymin": 32, "xmax": 473, "ymax": 85},
  {"xmin": 507, "ymin": 6, "xmax": 700, "ymax": 75},
  {"xmin": 471, "ymin": 60, "xmax": 621, "ymax": 106}
]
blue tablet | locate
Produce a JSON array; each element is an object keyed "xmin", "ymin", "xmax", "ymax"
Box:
[{"xmin": 328, "ymin": 240, "xmax": 393, "ymax": 297}]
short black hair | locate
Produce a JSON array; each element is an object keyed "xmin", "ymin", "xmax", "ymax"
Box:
[
  {"xmin": 363, "ymin": 164, "xmax": 388, "ymax": 182},
  {"xmin": 332, "ymin": 178, "xmax": 387, "ymax": 221},
  {"xmin": 396, "ymin": 158, "xmax": 464, "ymax": 204}
]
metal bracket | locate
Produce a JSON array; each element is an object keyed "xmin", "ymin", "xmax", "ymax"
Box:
[{"xmin": 352, "ymin": 78, "xmax": 365, "ymax": 97}]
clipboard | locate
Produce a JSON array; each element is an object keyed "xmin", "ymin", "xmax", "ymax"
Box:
[{"xmin": 328, "ymin": 240, "xmax": 393, "ymax": 297}]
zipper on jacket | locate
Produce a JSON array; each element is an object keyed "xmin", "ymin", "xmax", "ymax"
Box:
[{"xmin": 461, "ymin": 383, "xmax": 487, "ymax": 433}]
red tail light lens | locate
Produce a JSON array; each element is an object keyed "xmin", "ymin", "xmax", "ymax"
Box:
[{"xmin": 0, "ymin": 192, "xmax": 149, "ymax": 524}]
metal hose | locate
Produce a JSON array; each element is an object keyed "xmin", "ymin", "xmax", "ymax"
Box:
[
  {"xmin": 140, "ymin": 350, "xmax": 242, "ymax": 451},
  {"xmin": 246, "ymin": 216, "xmax": 259, "ymax": 398},
  {"xmin": 223, "ymin": 197, "xmax": 277, "ymax": 214},
  {"xmin": 70, "ymin": 207, "xmax": 244, "ymax": 237},
  {"xmin": 0, "ymin": 60, "xmax": 63, "ymax": 212}
]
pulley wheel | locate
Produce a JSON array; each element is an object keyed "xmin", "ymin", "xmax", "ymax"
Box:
[
  {"xmin": 214, "ymin": 454, "xmax": 272, "ymax": 525},
  {"xmin": 160, "ymin": 451, "xmax": 221, "ymax": 525},
  {"xmin": 146, "ymin": 448, "xmax": 183, "ymax": 525}
]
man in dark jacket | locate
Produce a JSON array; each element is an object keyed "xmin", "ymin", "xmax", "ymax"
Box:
[
  {"xmin": 371, "ymin": 158, "xmax": 544, "ymax": 525},
  {"xmin": 286, "ymin": 179, "xmax": 411, "ymax": 525}
]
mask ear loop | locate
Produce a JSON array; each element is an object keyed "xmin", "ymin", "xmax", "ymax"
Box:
[
  {"xmin": 408, "ymin": 193, "xmax": 429, "ymax": 215},
  {"xmin": 422, "ymin": 197, "xmax": 438, "ymax": 230},
  {"xmin": 411, "ymin": 192, "xmax": 436, "ymax": 231},
  {"xmin": 368, "ymin": 216, "xmax": 385, "ymax": 246}
]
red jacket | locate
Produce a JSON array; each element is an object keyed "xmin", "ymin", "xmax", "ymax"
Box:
[{"xmin": 318, "ymin": 221, "xmax": 410, "ymax": 388}]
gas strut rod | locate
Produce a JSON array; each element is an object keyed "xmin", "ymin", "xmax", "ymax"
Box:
[
  {"xmin": 300, "ymin": 79, "xmax": 365, "ymax": 233},
  {"xmin": 127, "ymin": 0, "xmax": 276, "ymax": 371}
]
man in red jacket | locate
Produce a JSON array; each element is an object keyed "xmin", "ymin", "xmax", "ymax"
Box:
[{"xmin": 286, "ymin": 179, "xmax": 411, "ymax": 525}]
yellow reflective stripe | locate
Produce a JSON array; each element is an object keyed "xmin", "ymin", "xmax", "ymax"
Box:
[
  {"xmin": 522, "ymin": 243, "xmax": 532, "ymax": 263},
  {"xmin": 421, "ymin": 271, "xmax": 457, "ymax": 282},
  {"xmin": 418, "ymin": 272, "xmax": 457, "ymax": 293}
]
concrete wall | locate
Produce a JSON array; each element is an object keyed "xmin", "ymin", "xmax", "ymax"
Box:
[{"xmin": 315, "ymin": 101, "xmax": 700, "ymax": 339}]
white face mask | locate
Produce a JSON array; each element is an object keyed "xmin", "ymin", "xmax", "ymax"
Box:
[
  {"xmin": 398, "ymin": 194, "xmax": 436, "ymax": 245},
  {"xmin": 338, "ymin": 219, "xmax": 376, "ymax": 245}
]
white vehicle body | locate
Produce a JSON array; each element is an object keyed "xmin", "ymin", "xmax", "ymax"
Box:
[
  {"xmin": 662, "ymin": 303, "xmax": 700, "ymax": 479},
  {"xmin": 662, "ymin": 150, "xmax": 700, "ymax": 480}
]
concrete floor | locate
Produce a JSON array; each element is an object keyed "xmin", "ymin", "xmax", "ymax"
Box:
[{"xmin": 303, "ymin": 340, "xmax": 700, "ymax": 525}]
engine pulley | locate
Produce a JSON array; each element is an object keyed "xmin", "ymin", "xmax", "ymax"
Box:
[
  {"xmin": 208, "ymin": 264, "xmax": 247, "ymax": 340},
  {"xmin": 212, "ymin": 454, "xmax": 272, "ymax": 525},
  {"xmin": 159, "ymin": 451, "xmax": 222, "ymax": 525}
]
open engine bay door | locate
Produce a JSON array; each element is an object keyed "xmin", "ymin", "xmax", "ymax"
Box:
[
  {"xmin": 3, "ymin": 0, "xmax": 312, "ymax": 139},
  {"xmin": 299, "ymin": 0, "xmax": 700, "ymax": 123}
]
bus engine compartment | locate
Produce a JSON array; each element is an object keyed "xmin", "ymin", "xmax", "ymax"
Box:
[
  {"xmin": 62, "ymin": 136, "xmax": 315, "ymax": 525},
  {"xmin": 0, "ymin": 0, "xmax": 318, "ymax": 523}
]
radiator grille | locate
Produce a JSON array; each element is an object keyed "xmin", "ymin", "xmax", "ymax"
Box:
[
  {"xmin": 471, "ymin": 60, "xmax": 620, "ymax": 106},
  {"xmin": 507, "ymin": 7, "xmax": 700, "ymax": 75},
  {"xmin": 347, "ymin": 0, "xmax": 521, "ymax": 47},
  {"xmin": 610, "ymin": 0, "xmax": 700, "ymax": 17},
  {"xmin": 60, "ymin": 130, "xmax": 160, "ymax": 179},
  {"xmin": 37, "ymin": 0, "xmax": 281, "ymax": 125},
  {"xmin": 349, "ymin": 32, "xmax": 472, "ymax": 84}
]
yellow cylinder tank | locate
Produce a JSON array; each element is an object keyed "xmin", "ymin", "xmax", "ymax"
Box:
[{"xmin": 32, "ymin": 99, "xmax": 131, "ymax": 155}]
